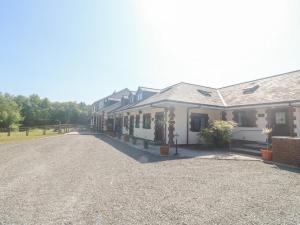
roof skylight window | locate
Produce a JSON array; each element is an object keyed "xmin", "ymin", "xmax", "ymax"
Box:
[
  {"xmin": 243, "ymin": 85, "xmax": 260, "ymax": 94},
  {"xmin": 197, "ymin": 89, "xmax": 212, "ymax": 97}
]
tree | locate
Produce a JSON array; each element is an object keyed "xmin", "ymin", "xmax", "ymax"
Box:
[
  {"xmin": 0, "ymin": 93, "xmax": 23, "ymax": 128},
  {"xmin": 1, "ymin": 93, "xmax": 91, "ymax": 127}
]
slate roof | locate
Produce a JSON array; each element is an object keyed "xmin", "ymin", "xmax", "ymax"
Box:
[
  {"xmin": 101, "ymin": 102, "xmax": 122, "ymax": 113},
  {"xmin": 219, "ymin": 70, "xmax": 300, "ymax": 106},
  {"xmin": 92, "ymin": 88, "xmax": 131, "ymax": 105},
  {"xmin": 126, "ymin": 70, "xmax": 300, "ymax": 109},
  {"xmin": 138, "ymin": 87, "xmax": 161, "ymax": 93},
  {"xmin": 98, "ymin": 70, "xmax": 300, "ymax": 112},
  {"xmin": 132, "ymin": 82, "xmax": 225, "ymax": 108},
  {"xmin": 108, "ymin": 88, "xmax": 131, "ymax": 99}
]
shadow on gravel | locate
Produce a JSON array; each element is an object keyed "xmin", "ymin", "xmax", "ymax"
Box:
[{"xmin": 94, "ymin": 134, "xmax": 188, "ymax": 164}]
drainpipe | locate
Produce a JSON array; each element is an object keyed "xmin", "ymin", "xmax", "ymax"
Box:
[
  {"xmin": 164, "ymin": 108, "xmax": 168, "ymax": 144},
  {"xmin": 186, "ymin": 108, "xmax": 190, "ymax": 145}
]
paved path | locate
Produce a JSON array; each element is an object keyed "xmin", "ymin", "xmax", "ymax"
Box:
[
  {"xmin": 0, "ymin": 135, "xmax": 299, "ymax": 225},
  {"xmin": 104, "ymin": 135, "xmax": 260, "ymax": 161}
]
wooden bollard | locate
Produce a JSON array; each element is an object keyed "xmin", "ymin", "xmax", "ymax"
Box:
[
  {"xmin": 43, "ymin": 129, "xmax": 46, "ymax": 135},
  {"xmin": 26, "ymin": 129, "xmax": 29, "ymax": 136},
  {"xmin": 7, "ymin": 129, "xmax": 11, "ymax": 137}
]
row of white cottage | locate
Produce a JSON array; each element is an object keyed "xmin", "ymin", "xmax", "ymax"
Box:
[{"xmin": 91, "ymin": 71, "xmax": 300, "ymax": 145}]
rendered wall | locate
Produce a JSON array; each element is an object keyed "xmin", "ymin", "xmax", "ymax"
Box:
[
  {"xmin": 226, "ymin": 108, "xmax": 268, "ymax": 143},
  {"xmin": 188, "ymin": 108, "xmax": 222, "ymax": 144},
  {"xmin": 126, "ymin": 107, "xmax": 170, "ymax": 142}
]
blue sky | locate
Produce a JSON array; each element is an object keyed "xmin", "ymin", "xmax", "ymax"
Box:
[{"xmin": 1, "ymin": 0, "xmax": 300, "ymax": 104}]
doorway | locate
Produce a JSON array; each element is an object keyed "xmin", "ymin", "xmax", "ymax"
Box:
[
  {"xmin": 268, "ymin": 108, "xmax": 291, "ymax": 136},
  {"xmin": 154, "ymin": 112, "xmax": 165, "ymax": 144}
]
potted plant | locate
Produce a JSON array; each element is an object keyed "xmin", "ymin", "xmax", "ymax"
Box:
[
  {"xmin": 199, "ymin": 120, "xmax": 236, "ymax": 148},
  {"xmin": 261, "ymin": 128, "xmax": 272, "ymax": 161},
  {"xmin": 160, "ymin": 144, "xmax": 169, "ymax": 156}
]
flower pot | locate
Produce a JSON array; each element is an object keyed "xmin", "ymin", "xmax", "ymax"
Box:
[
  {"xmin": 160, "ymin": 145, "xmax": 169, "ymax": 156},
  {"xmin": 261, "ymin": 149, "xmax": 267, "ymax": 158},
  {"xmin": 261, "ymin": 149, "xmax": 272, "ymax": 161}
]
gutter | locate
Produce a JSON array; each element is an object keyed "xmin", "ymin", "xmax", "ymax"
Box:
[{"xmin": 227, "ymin": 100, "xmax": 300, "ymax": 109}]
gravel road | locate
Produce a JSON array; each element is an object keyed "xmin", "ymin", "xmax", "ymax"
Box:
[{"xmin": 0, "ymin": 135, "xmax": 299, "ymax": 225}]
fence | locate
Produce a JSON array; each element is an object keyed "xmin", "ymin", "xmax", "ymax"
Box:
[{"xmin": 0, "ymin": 124, "xmax": 81, "ymax": 137}]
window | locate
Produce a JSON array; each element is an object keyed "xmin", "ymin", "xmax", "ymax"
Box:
[
  {"xmin": 130, "ymin": 95, "xmax": 135, "ymax": 103},
  {"xmin": 135, "ymin": 115, "xmax": 140, "ymax": 128},
  {"xmin": 233, "ymin": 110, "xmax": 256, "ymax": 127},
  {"xmin": 123, "ymin": 116, "xmax": 128, "ymax": 129},
  {"xmin": 137, "ymin": 92, "xmax": 143, "ymax": 101},
  {"xmin": 190, "ymin": 113, "xmax": 208, "ymax": 132},
  {"xmin": 197, "ymin": 89, "xmax": 212, "ymax": 97},
  {"xmin": 143, "ymin": 114, "xmax": 151, "ymax": 129},
  {"xmin": 275, "ymin": 112, "xmax": 286, "ymax": 124},
  {"xmin": 243, "ymin": 85, "xmax": 260, "ymax": 94}
]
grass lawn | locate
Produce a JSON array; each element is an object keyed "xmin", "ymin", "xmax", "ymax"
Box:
[{"xmin": 0, "ymin": 129, "xmax": 61, "ymax": 144}]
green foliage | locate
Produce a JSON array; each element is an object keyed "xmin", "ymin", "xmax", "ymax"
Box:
[
  {"xmin": 0, "ymin": 93, "xmax": 23, "ymax": 128},
  {"xmin": 199, "ymin": 120, "xmax": 237, "ymax": 147},
  {"xmin": 0, "ymin": 93, "xmax": 91, "ymax": 128}
]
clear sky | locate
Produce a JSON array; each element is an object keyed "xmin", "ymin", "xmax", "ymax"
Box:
[{"xmin": 1, "ymin": 0, "xmax": 300, "ymax": 104}]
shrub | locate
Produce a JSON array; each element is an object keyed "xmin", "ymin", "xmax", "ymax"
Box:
[{"xmin": 199, "ymin": 120, "xmax": 237, "ymax": 147}]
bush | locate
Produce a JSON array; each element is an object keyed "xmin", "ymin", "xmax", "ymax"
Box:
[{"xmin": 199, "ymin": 120, "xmax": 236, "ymax": 147}]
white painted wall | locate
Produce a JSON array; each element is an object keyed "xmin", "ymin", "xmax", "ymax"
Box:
[
  {"xmin": 172, "ymin": 106, "xmax": 188, "ymax": 145},
  {"xmin": 188, "ymin": 108, "xmax": 222, "ymax": 144},
  {"xmin": 226, "ymin": 108, "xmax": 268, "ymax": 143},
  {"xmin": 295, "ymin": 107, "xmax": 300, "ymax": 137},
  {"xmin": 123, "ymin": 107, "xmax": 169, "ymax": 142},
  {"xmin": 116, "ymin": 105, "xmax": 300, "ymax": 144}
]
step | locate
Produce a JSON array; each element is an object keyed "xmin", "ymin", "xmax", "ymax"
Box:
[{"xmin": 231, "ymin": 147, "xmax": 261, "ymax": 156}]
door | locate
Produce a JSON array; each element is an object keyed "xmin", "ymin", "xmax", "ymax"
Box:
[
  {"xmin": 270, "ymin": 108, "xmax": 290, "ymax": 136},
  {"xmin": 154, "ymin": 112, "xmax": 165, "ymax": 144},
  {"xmin": 129, "ymin": 115, "xmax": 134, "ymax": 136}
]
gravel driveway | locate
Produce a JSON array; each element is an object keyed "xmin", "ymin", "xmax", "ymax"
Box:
[{"xmin": 0, "ymin": 134, "xmax": 299, "ymax": 225}]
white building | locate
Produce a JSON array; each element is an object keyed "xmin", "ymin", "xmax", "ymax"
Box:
[{"xmin": 91, "ymin": 70, "xmax": 300, "ymax": 145}]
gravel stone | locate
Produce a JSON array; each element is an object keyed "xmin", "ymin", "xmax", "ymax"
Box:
[{"xmin": 0, "ymin": 135, "xmax": 299, "ymax": 225}]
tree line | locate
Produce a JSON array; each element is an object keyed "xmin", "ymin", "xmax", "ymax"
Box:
[{"xmin": 0, "ymin": 93, "xmax": 91, "ymax": 128}]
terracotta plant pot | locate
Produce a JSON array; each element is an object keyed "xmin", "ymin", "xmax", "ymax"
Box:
[
  {"xmin": 261, "ymin": 149, "xmax": 272, "ymax": 161},
  {"xmin": 261, "ymin": 149, "xmax": 267, "ymax": 158},
  {"xmin": 160, "ymin": 145, "xmax": 169, "ymax": 156}
]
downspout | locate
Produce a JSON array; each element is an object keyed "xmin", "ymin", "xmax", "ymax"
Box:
[
  {"xmin": 186, "ymin": 108, "xmax": 190, "ymax": 145},
  {"xmin": 164, "ymin": 108, "xmax": 168, "ymax": 144}
]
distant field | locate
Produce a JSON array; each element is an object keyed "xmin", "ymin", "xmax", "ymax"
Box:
[{"xmin": 0, "ymin": 129, "xmax": 61, "ymax": 144}]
